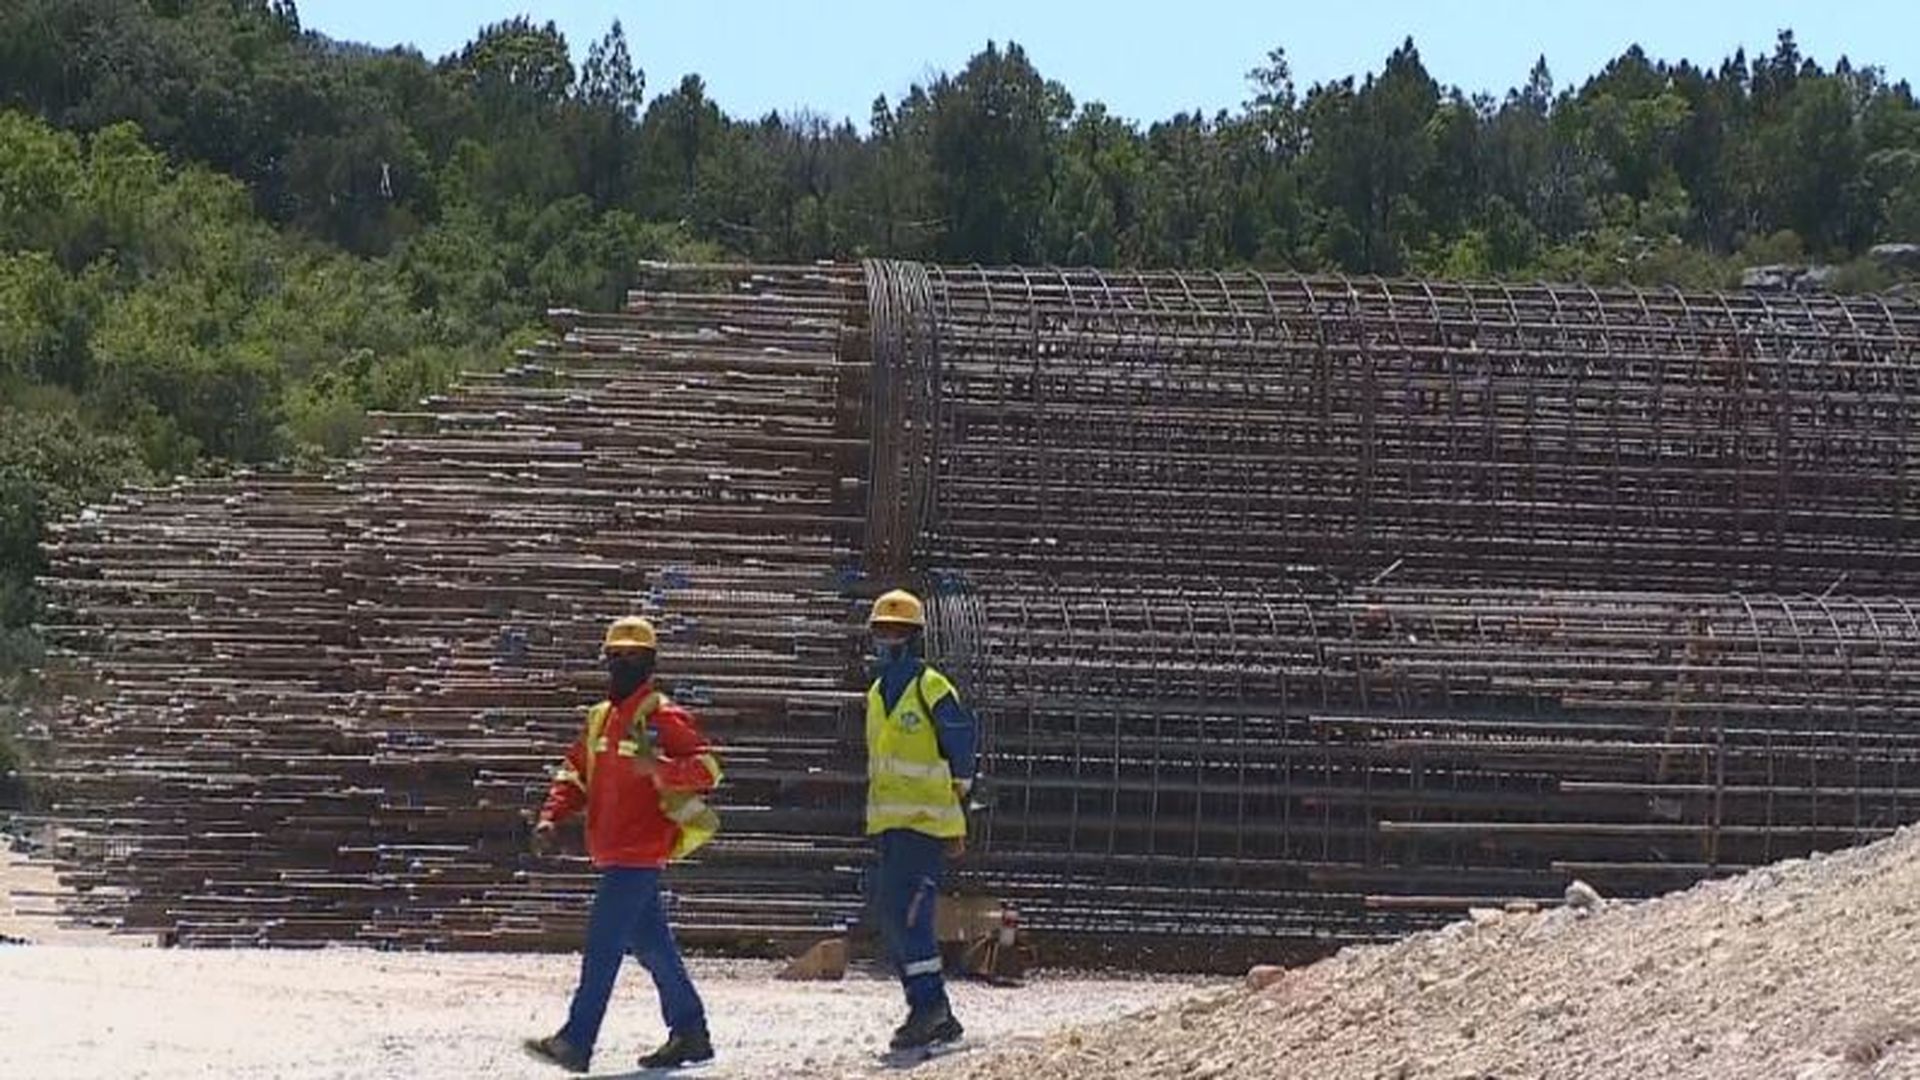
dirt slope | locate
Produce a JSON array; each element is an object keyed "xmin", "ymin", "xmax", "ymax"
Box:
[{"xmin": 937, "ymin": 827, "xmax": 1920, "ymax": 1080}]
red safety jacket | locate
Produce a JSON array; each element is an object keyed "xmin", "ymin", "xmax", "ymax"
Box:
[{"xmin": 539, "ymin": 683, "xmax": 722, "ymax": 869}]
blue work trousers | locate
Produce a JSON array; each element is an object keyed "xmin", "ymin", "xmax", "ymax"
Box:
[
  {"xmin": 559, "ymin": 867, "xmax": 706, "ymax": 1055},
  {"xmin": 873, "ymin": 828, "xmax": 949, "ymax": 1011}
]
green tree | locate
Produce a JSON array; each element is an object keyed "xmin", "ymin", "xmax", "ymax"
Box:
[
  {"xmin": 572, "ymin": 20, "xmax": 646, "ymax": 211},
  {"xmin": 927, "ymin": 42, "xmax": 1069, "ymax": 263},
  {"xmin": 0, "ymin": 400, "xmax": 151, "ymax": 644},
  {"xmin": 1303, "ymin": 38, "xmax": 1441, "ymax": 273}
]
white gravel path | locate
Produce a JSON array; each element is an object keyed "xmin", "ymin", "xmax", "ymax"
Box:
[{"xmin": 0, "ymin": 945, "xmax": 1203, "ymax": 1079}]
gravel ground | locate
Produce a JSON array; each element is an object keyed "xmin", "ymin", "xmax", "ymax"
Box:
[
  {"xmin": 932, "ymin": 825, "xmax": 1920, "ymax": 1080},
  {"xmin": 0, "ymin": 840, "xmax": 1202, "ymax": 1079},
  {"xmin": 13, "ymin": 828, "xmax": 1920, "ymax": 1079},
  {"xmin": 0, "ymin": 946, "xmax": 1201, "ymax": 1079}
]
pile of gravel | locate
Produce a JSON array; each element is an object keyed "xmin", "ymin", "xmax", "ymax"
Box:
[{"xmin": 938, "ymin": 826, "xmax": 1920, "ymax": 1079}]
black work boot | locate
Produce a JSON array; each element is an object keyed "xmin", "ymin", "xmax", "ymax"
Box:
[
  {"xmin": 889, "ymin": 1001, "xmax": 964, "ymax": 1053},
  {"xmin": 522, "ymin": 1032, "xmax": 590, "ymax": 1073},
  {"xmin": 638, "ymin": 1027, "xmax": 715, "ymax": 1070}
]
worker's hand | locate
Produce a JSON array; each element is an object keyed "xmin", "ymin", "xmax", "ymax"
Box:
[
  {"xmin": 530, "ymin": 818, "xmax": 557, "ymax": 856},
  {"xmin": 946, "ymin": 779, "xmax": 974, "ymax": 860}
]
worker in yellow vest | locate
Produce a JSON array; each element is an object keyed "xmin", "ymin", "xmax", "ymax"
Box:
[
  {"xmin": 864, "ymin": 589, "xmax": 978, "ymax": 1056},
  {"xmin": 524, "ymin": 616, "xmax": 723, "ymax": 1074}
]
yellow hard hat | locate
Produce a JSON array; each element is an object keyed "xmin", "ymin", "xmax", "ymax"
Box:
[
  {"xmin": 603, "ymin": 615, "xmax": 658, "ymax": 652},
  {"xmin": 868, "ymin": 589, "xmax": 926, "ymax": 629}
]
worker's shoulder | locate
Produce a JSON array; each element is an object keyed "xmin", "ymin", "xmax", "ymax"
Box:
[
  {"xmin": 651, "ymin": 695, "xmax": 697, "ymax": 722},
  {"xmin": 652, "ymin": 687, "xmax": 698, "ymax": 714},
  {"xmin": 917, "ymin": 664, "xmax": 958, "ymax": 699}
]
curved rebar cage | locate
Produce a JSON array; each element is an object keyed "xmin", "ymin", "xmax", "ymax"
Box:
[
  {"xmin": 939, "ymin": 585, "xmax": 1920, "ymax": 940},
  {"xmin": 886, "ymin": 267, "xmax": 1920, "ymax": 592},
  {"xmin": 861, "ymin": 258, "xmax": 942, "ymax": 579},
  {"xmin": 28, "ymin": 260, "xmax": 1920, "ymax": 966}
]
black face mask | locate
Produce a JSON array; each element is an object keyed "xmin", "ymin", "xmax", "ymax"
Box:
[
  {"xmin": 871, "ymin": 632, "xmax": 922, "ymax": 671},
  {"xmin": 606, "ymin": 653, "xmax": 655, "ymax": 701}
]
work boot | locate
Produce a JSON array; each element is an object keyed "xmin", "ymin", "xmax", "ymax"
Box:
[
  {"xmin": 522, "ymin": 1032, "xmax": 590, "ymax": 1073},
  {"xmin": 889, "ymin": 1002, "xmax": 964, "ymax": 1052},
  {"xmin": 638, "ymin": 1027, "xmax": 715, "ymax": 1070}
]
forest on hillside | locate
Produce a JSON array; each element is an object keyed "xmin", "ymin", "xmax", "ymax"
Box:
[{"xmin": 1, "ymin": 0, "xmax": 1919, "ymax": 721}]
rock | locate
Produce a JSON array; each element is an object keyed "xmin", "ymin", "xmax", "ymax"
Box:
[
  {"xmin": 1246, "ymin": 964, "xmax": 1288, "ymax": 991},
  {"xmin": 1468, "ymin": 907, "xmax": 1504, "ymax": 926},
  {"xmin": 1741, "ymin": 262, "xmax": 1840, "ymax": 293},
  {"xmin": 1870, "ymin": 243, "xmax": 1920, "ymax": 273},
  {"xmin": 1416, "ymin": 969, "xmax": 1442, "ymax": 990},
  {"xmin": 1797, "ymin": 264, "xmax": 1839, "ymax": 292},
  {"xmin": 775, "ymin": 937, "xmax": 847, "ymax": 981},
  {"xmin": 1517, "ymin": 993, "xmax": 1550, "ymax": 1019},
  {"xmin": 1504, "ymin": 900, "xmax": 1541, "ymax": 915},
  {"xmin": 1181, "ymin": 994, "xmax": 1218, "ymax": 1016},
  {"xmin": 1743, "ymin": 264, "xmax": 1795, "ymax": 290},
  {"xmin": 1565, "ymin": 880, "xmax": 1604, "ymax": 911}
]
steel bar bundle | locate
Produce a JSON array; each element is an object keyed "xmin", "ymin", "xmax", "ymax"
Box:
[{"xmin": 32, "ymin": 265, "xmax": 877, "ymax": 947}]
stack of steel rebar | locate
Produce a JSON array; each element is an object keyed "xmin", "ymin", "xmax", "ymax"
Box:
[
  {"xmin": 34, "ymin": 265, "xmax": 877, "ymax": 948},
  {"xmin": 27, "ymin": 261, "xmax": 1920, "ymax": 969}
]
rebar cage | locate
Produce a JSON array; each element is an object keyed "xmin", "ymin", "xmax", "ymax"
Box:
[{"xmin": 27, "ymin": 261, "xmax": 1920, "ymax": 966}]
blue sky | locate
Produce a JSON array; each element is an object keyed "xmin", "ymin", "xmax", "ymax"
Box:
[{"xmin": 299, "ymin": 0, "xmax": 1920, "ymax": 127}]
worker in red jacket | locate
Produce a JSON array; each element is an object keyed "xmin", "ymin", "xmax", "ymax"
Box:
[{"xmin": 523, "ymin": 616, "xmax": 723, "ymax": 1074}]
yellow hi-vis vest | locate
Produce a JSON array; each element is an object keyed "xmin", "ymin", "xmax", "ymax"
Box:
[
  {"xmin": 865, "ymin": 666, "xmax": 965, "ymax": 839},
  {"xmin": 583, "ymin": 692, "xmax": 721, "ymax": 861}
]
